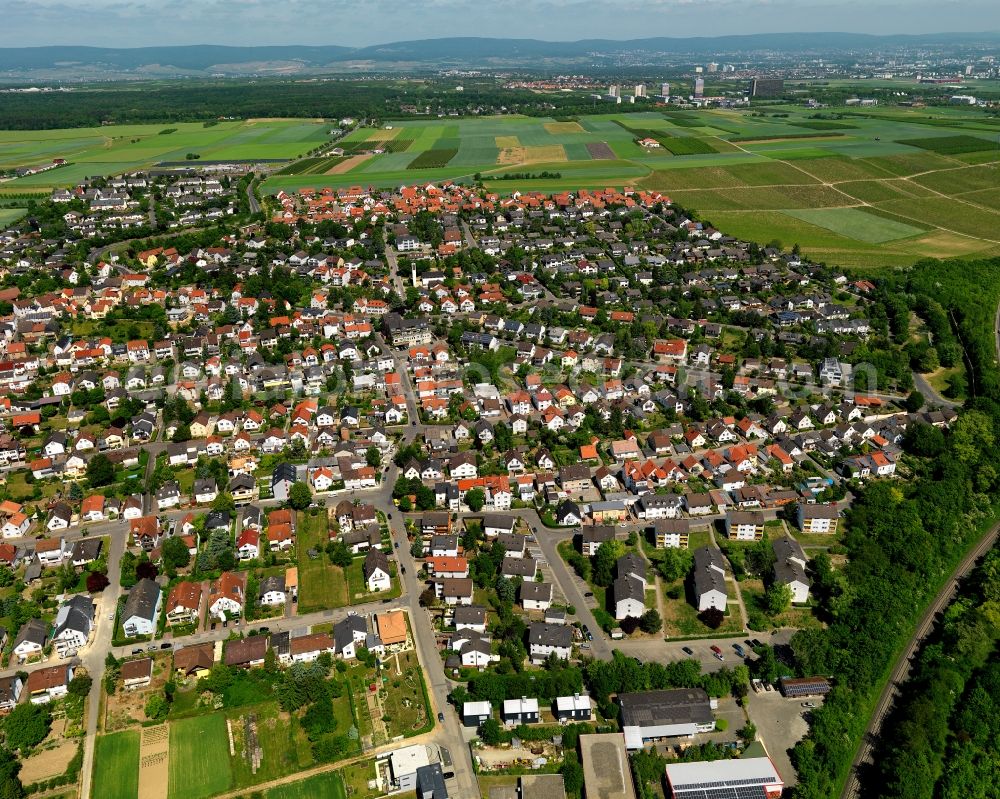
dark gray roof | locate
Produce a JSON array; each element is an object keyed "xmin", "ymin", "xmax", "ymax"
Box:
[
  {"xmin": 692, "ymin": 546, "xmax": 727, "ymax": 599},
  {"xmin": 528, "ymin": 622, "xmax": 572, "ymax": 648},
  {"xmin": 453, "ymin": 606, "xmax": 486, "ymax": 625},
  {"xmin": 519, "ymin": 582, "xmax": 552, "ymax": 603},
  {"xmin": 617, "ymin": 552, "xmax": 646, "ymax": 583},
  {"xmin": 617, "ymin": 688, "xmax": 713, "ymax": 727},
  {"xmin": 363, "ymin": 549, "xmax": 390, "ymax": 579},
  {"xmin": 12, "ymin": 617, "xmax": 47, "ymax": 649},
  {"xmin": 417, "ymin": 763, "xmax": 448, "ymax": 799},
  {"xmin": 612, "ymin": 575, "xmax": 645, "ymax": 607},
  {"xmin": 122, "ymin": 578, "xmax": 161, "ymax": 623},
  {"xmin": 259, "ymin": 575, "xmax": 286, "ymax": 595},
  {"xmin": 53, "ymin": 594, "xmax": 94, "ymax": 638},
  {"xmin": 501, "ymin": 554, "xmax": 536, "ymax": 578}
]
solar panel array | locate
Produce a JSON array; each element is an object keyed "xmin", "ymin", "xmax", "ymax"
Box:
[
  {"xmin": 673, "ymin": 786, "xmax": 769, "ymax": 799},
  {"xmin": 671, "ymin": 774, "xmax": 775, "ymax": 799}
]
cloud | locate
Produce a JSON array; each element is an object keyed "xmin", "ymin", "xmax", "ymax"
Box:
[{"xmin": 0, "ymin": 0, "xmax": 997, "ymax": 47}]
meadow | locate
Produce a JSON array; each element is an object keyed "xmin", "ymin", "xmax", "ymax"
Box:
[
  {"xmin": 259, "ymin": 107, "xmax": 1000, "ymax": 268},
  {"xmin": 3, "ymin": 104, "xmax": 998, "ymax": 268},
  {"xmin": 0, "ymin": 119, "xmax": 331, "ymax": 188},
  {"xmin": 167, "ymin": 714, "xmax": 232, "ymax": 799},
  {"xmin": 92, "ymin": 731, "xmax": 140, "ymax": 799}
]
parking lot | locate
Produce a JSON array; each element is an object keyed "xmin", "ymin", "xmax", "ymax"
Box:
[{"xmin": 744, "ymin": 686, "xmax": 818, "ymax": 786}]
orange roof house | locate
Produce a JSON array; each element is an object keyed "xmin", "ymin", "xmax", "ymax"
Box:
[{"xmin": 376, "ymin": 610, "xmax": 408, "ymax": 646}]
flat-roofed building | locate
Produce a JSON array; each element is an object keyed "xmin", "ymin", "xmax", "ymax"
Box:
[
  {"xmin": 665, "ymin": 749, "xmax": 783, "ymax": 798},
  {"xmin": 618, "ymin": 689, "xmax": 715, "ymax": 749},
  {"xmin": 579, "ymin": 733, "xmax": 637, "ymax": 799}
]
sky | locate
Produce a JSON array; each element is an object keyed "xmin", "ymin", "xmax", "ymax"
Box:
[{"xmin": 2, "ymin": 0, "xmax": 998, "ymax": 47}]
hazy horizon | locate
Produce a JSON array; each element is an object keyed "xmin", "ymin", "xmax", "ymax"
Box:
[{"xmin": 3, "ymin": 1, "xmax": 999, "ymax": 49}]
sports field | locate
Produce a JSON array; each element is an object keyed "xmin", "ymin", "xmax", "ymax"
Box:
[
  {"xmin": 0, "ymin": 119, "xmax": 331, "ymax": 188},
  {"xmin": 93, "ymin": 730, "xmax": 140, "ymax": 799},
  {"xmin": 262, "ymin": 107, "xmax": 1000, "ymax": 267}
]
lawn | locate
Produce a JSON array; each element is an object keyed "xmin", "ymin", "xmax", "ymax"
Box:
[
  {"xmin": 168, "ymin": 713, "xmax": 233, "ymax": 799},
  {"xmin": 0, "ymin": 120, "xmax": 331, "ymax": 188},
  {"xmin": 781, "ymin": 208, "xmax": 925, "ymax": 243},
  {"xmin": 0, "ymin": 207, "xmax": 27, "ymax": 226},
  {"xmin": 297, "ymin": 511, "xmax": 348, "ymax": 613},
  {"xmin": 267, "ymin": 772, "xmax": 346, "ymax": 799},
  {"xmin": 341, "ymin": 759, "xmax": 382, "ymax": 799},
  {"xmin": 344, "ymin": 556, "xmax": 401, "ymax": 604},
  {"xmin": 229, "ymin": 702, "xmax": 314, "ymax": 789},
  {"xmin": 93, "ymin": 730, "xmax": 140, "ymax": 799}
]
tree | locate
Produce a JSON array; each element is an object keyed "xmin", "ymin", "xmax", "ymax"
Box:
[
  {"xmin": 561, "ymin": 753, "xmax": 584, "ymax": 798},
  {"xmin": 136, "ymin": 560, "xmax": 159, "ymax": 581},
  {"xmin": 144, "ymin": 693, "xmax": 169, "ymax": 721},
  {"xmin": 639, "ymin": 609, "xmax": 663, "ymax": 634},
  {"xmin": 765, "ymin": 583, "xmax": 792, "ymax": 616},
  {"xmin": 495, "ymin": 576, "xmax": 515, "ymax": 605},
  {"xmin": 2, "ymin": 703, "xmax": 51, "ymax": 751},
  {"xmin": 86, "ymin": 454, "xmax": 115, "ymax": 487},
  {"xmin": 699, "ymin": 607, "xmax": 725, "ymax": 629},
  {"xmin": 287, "ymin": 482, "xmax": 312, "ymax": 510},
  {"xmin": 365, "ymin": 446, "xmax": 382, "ymax": 468},
  {"xmin": 904, "ymin": 389, "xmax": 925, "ymax": 413},
  {"xmin": 478, "ymin": 718, "xmax": 503, "ymax": 745},
  {"xmin": 410, "ymin": 539, "xmax": 424, "ymax": 558},
  {"xmin": 161, "ymin": 536, "xmax": 191, "ymax": 571},
  {"xmin": 739, "ymin": 722, "xmax": 757, "ymax": 744},
  {"xmin": 592, "ymin": 540, "xmax": 625, "ymax": 587},
  {"xmin": 0, "ymin": 747, "xmax": 24, "ymax": 799},
  {"xmin": 171, "ymin": 424, "xmax": 191, "ymax": 443},
  {"xmin": 328, "ymin": 540, "xmax": 353, "ymax": 568},
  {"xmin": 68, "ymin": 674, "xmax": 92, "ymax": 696},
  {"xmin": 658, "ymin": 547, "xmax": 693, "ymax": 582},
  {"xmin": 465, "ymin": 488, "xmax": 486, "ymax": 512}
]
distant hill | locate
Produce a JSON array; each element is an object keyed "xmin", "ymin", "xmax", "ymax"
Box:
[{"xmin": 0, "ymin": 33, "xmax": 998, "ymax": 77}]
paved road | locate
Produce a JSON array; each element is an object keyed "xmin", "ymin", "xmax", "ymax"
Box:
[
  {"xmin": 245, "ymin": 178, "xmax": 261, "ymax": 215},
  {"xmin": 911, "ymin": 371, "xmax": 961, "ymax": 410}
]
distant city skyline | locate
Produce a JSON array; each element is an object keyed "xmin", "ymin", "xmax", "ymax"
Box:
[{"xmin": 3, "ymin": 0, "xmax": 999, "ymax": 48}]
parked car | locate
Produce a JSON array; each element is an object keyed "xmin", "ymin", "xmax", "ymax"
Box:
[
  {"xmin": 146, "ymin": 644, "xmax": 157, "ymax": 652},
  {"xmin": 160, "ymin": 642, "xmax": 172, "ymax": 650},
  {"xmin": 801, "ymin": 701, "xmax": 817, "ymax": 708},
  {"xmin": 734, "ymin": 644, "xmax": 747, "ymax": 658},
  {"xmin": 131, "ymin": 648, "xmax": 142, "ymax": 655},
  {"xmin": 681, "ymin": 646, "xmax": 694, "ymax": 656},
  {"xmin": 710, "ymin": 645, "xmax": 723, "ymax": 655},
  {"xmin": 584, "ymin": 591, "xmax": 594, "ymax": 598},
  {"xmin": 437, "ymin": 711, "xmax": 445, "ymax": 722}
]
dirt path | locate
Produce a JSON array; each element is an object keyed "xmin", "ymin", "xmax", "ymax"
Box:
[{"xmin": 137, "ymin": 724, "xmax": 169, "ymax": 799}]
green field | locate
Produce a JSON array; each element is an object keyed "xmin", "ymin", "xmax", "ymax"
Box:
[
  {"xmin": 782, "ymin": 208, "xmax": 926, "ymax": 243},
  {"xmin": 297, "ymin": 511, "xmax": 349, "ymax": 612},
  {"xmin": 266, "ymin": 772, "xmax": 346, "ymax": 799},
  {"xmin": 168, "ymin": 714, "xmax": 233, "ymax": 799},
  {"xmin": 5, "ymin": 104, "xmax": 999, "ymax": 268},
  {"xmin": 93, "ymin": 731, "xmax": 140, "ymax": 799},
  {"xmin": 0, "ymin": 119, "xmax": 332, "ymax": 188},
  {"xmin": 0, "ymin": 207, "xmax": 27, "ymax": 226}
]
